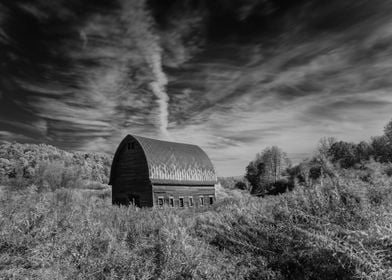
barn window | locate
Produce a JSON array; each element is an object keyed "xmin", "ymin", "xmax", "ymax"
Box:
[
  {"xmin": 169, "ymin": 197, "xmax": 174, "ymax": 207},
  {"xmin": 199, "ymin": 196, "xmax": 204, "ymax": 206},
  {"xmin": 158, "ymin": 196, "xmax": 164, "ymax": 208},
  {"xmin": 209, "ymin": 196, "xmax": 214, "ymax": 205},
  {"xmin": 127, "ymin": 142, "xmax": 136, "ymax": 151},
  {"xmin": 179, "ymin": 197, "xmax": 184, "ymax": 207},
  {"xmin": 188, "ymin": 196, "xmax": 194, "ymax": 207}
]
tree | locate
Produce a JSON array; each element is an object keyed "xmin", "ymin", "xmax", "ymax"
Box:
[
  {"xmin": 384, "ymin": 118, "xmax": 392, "ymax": 143},
  {"xmin": 317, "ymin": 136, "xmax": 337, "ymax": 159},
  {"xmin": 355, "ymin": 141, "xmax": 372, "ymax": 163},
  {"xmin": 245, "ymin": 160, "xmax": 263, "ymax": 193},
  {"xmin": 261, "ymin": 146, "xmax": 290, "ymax": 183},
  {"xmin": 328, "ymin": 141, "xmax": 357, "ymax": 168},
  {"xmin": 371, "ymin": 135, "xmax": 392, "ymax": 163},
  {"xmin": 365, "ymin": 119, "xmax": 392, "ymax": 163},
  {"xmin": 245, "ymin": 146, "xmax": 291, "ymax": 195}
]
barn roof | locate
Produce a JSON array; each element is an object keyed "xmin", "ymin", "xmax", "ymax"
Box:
[{"xmin": 110, "ymin": 135, "xmax": 217, "ymax": 186}]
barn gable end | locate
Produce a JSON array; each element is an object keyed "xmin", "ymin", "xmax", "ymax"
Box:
[{"xmin": 110, "ymin": 135, "xmax": 152, "ymax": 207}]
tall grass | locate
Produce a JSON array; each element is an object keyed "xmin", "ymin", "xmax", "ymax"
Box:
[{"xmin": 1, "ymin": 167, "xmax": 391, "ymax": 279}]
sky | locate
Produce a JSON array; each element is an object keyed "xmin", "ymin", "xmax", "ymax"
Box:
[{"xmin": 1, "ymin": 0, "xmax": 392, "ymax": 176}]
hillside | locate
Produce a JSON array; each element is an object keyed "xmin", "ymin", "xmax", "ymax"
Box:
[{"xmin": 0, "ymin": 141, "xmax": 111, "ymax": 190}]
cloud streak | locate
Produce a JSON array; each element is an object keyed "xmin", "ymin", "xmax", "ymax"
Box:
[{"xmin": 149, "ymin": 51, "xmax": 170, "ymax": 139}]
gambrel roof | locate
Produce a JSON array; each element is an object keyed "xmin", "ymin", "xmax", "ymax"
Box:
[{"xmin": 110, "ymin": 134, "xmax": 217, "ymax": 186}]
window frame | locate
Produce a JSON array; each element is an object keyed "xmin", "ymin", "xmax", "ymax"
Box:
[
  {"xmin": 188, "ymin": 196, "xmax": 194, "ymax": 207},
  {"xmin": 157, "ymin": 196, "xmax": 164, "ymax": 208},
  {"xmin": 179, "ymin": 196, "xmax": 184, "ymax": 208},
  {"xmin": 169, "ymin": 196, "xmax": 175, "ymax": 208},
  {"xmin": 199, "ymin": 196, "xmax": 204, "ymax": 207},
  {"xmin": 209, "ymin": 195, "xmax": 214, "ymax": 205}
]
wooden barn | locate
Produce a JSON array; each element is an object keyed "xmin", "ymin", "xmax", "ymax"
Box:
[{"xmin": 109, "ymin": 134, "xmax": 217, "ymax": 208}]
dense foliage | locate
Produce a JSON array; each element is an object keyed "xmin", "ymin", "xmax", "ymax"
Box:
[
  {"xmin": 244, "ymin": 119, "xmax": 392, "ymax": 195},
  {"xmin": 245, "ymin": 146, "xmax": 292, "ymax": 195},
  {"xmin": 0, "ymin": 142, "xmax": 111, "ymax": 189},
  {"xmin": 326, "ymin": 119, "xmax": 392, "ymax": 168}
]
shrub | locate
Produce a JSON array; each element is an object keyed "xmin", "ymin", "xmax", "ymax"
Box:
[
  {"xmin": 266, "ymin": 179, "xmax": 294, "ymax": 195},
  {"xmin": 234, "ymin": 181, "xmax": 248, "ymax": 190}
]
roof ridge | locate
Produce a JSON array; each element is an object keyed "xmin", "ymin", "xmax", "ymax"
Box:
[{"xmin": 132, "ymin": 134, "xmax": 200, "ymax": 148}]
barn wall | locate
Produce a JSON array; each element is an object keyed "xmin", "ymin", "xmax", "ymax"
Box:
[
  {"xmin": 112, "ymin": 139, "xmax": 152, "ymax": 207},
  {"xmin": 152, "ymin": 185, "xmax": 215, "ymax": 208}
]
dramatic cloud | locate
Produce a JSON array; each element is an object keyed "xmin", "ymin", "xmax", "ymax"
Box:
[
  {"xmin": 1, "ymin": 0, "xmax": 392, "ymax": 175},
  {"xmin": 149, "ymin": 52, "xmax": 170, "ymax": 138}
]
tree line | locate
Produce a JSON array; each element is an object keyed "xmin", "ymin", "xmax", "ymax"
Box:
[
  {"xmin": 0, "ymin": 142, "xmax": 111, "ymax": 189},
  {"xmin": 240, "ymin": 118, "xmax": 392, "ymax": 195}
]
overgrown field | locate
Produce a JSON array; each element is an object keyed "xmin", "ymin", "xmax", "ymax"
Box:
[{"xmin": 1, "ymin": 165, "xmax": 391, "ymax": 279}]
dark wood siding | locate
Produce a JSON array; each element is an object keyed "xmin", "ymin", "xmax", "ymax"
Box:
[
  {"xmin": 152, "ymin": 185, "xmax": 215, "ymax": 208},
  {"xmin": 112, "ymin": 140, "xmax": 152, "ymax": 207}
]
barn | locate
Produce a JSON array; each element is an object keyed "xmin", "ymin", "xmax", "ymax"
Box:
[{"xmin": 109, "ymin": 134, "xmax": 217, "ymax": 208}]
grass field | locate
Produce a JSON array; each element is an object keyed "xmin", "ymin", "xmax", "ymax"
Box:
[{"xmin": 1, "ymin": 167, "xmax": 391, "ymax": 280}]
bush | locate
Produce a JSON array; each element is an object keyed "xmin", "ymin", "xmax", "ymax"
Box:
[
  {"xmin": 234, "ymin": 181, "xmax": 248, "ymax": 190},
  {"xmin": 266, "ymin": 179, "xmax": 294, "ymax": 195}
]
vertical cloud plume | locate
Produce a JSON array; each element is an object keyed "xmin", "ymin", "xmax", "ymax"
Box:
[
  {"xmin": 149, "ymin": 50, "xmax": 170, "ymax": 139},
  {"xmin": 119, "ymin": 0, "xmax": 171, "ymax": 139}
]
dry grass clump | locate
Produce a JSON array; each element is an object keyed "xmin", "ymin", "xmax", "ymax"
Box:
[
  {"xmin": 0, "ymin": 188, "xmax": 233, "ymax": 279},
  {"xmin": 196, "ymin": 172, "xmax": 392, "ymax": 279},
  {"xmin": 1, "ymin": 165, "xmax": 391, "ymax": 279}
]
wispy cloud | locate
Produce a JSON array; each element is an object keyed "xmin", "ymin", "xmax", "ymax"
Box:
[
  {"xmin": 163, "ymin": 3, "xmax": 392, "ymax": 175},
  {"xmin": 1, "ymin": 0, "xmax": 392, "ymax": 175}
]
